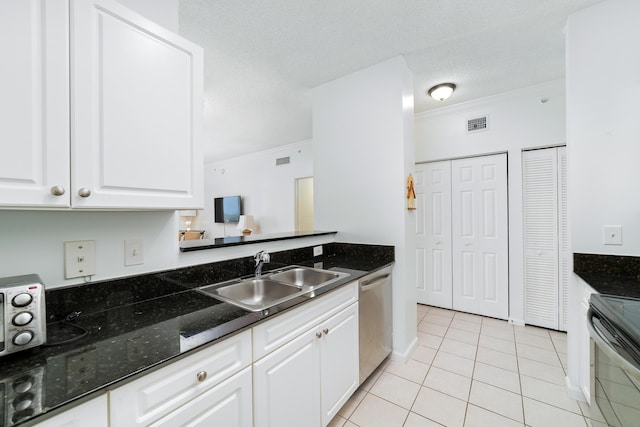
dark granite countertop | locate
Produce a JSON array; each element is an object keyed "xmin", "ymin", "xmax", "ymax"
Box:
[
  {"xmin": 179, "ymin": 230, "xmax": 337, "ymax": 252},
  {"xmin": 0, "ymin": 242, "xmax": 393, "ymax": 426},
  {"xmin": 574, "ymin": 253, "xmax": 640, "ymax": 298}
]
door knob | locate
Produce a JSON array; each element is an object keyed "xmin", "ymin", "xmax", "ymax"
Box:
[
  {"xmin": 196, "ymin": 371, "xmax": 207, "ymax": 382},
  {"xmin": 323, "ymin": 328, "xmax": 329, "ymax": 335},
  {"xmin": 50, "ymin": 186, "xmax": 65, "ymax": 196},
  {"xmin": 78, "ymin": 188, "xmax": 91, "ymax": 198},
  {"xmin": 316, "ymin": 332, "xmax": 322, "ymax": 339}
]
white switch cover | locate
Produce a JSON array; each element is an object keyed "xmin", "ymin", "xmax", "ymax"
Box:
[
  {"xmin": 603, "ymin": 225, "xmax": 623, "ymax": 245},
  {"xmin": 313, "ymin": 245, "xmax": 323, "ymax": 257},
  {"xmin": 64, "ymin": 240, "xmax": 96, "ymax": 279},
  {"xmin": 125, "ymin": 239, "xmax": 144, "ymax": 266}
]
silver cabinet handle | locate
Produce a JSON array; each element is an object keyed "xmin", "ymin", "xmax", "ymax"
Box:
[
  {"xmin": 50, "ymin": 186, "xmax": 65, "ymax": 196},
  {"xmin": 323, "ymin": 328, "xmax": 329, "ymax": 335},
  {"xmin": 78, "ymin": 188, "xmax": 91, "ymax": 198},
  {"xmin": 196, "ymin": 371, "xmax": 207, "ymax": 382},
  {"xmin": 316, "ymin": 332, "xmax": 322, "ymax": 339}
]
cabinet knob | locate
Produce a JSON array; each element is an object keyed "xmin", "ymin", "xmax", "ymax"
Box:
[
  {"xmin": 323, "ymin": 328, "xmax": 329, "ymax": 335},
  {"xmin": 50, "ymin": 186, "xmax": 65, "ymax": 196},
  {"xmin": 316, "ymin": 332, "xmax": 322, "ymax": 339},
  {"xmin": 78, "ymin": 188, "xmax": 91, "ymax": 198},
  {"xmin": 196, "ymin": 371, "xmax": 207, "ymax": 382}
]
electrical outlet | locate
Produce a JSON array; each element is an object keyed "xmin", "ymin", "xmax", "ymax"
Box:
[
  {"xmin": 64, "ymin": 240, "xmax": 96, "ymax": 279},
  {"xmin": 313, "ymin": 245, "xmax": 323, "ymax": 257},
  {"xmin": 125, "ymin": 239, "xmax": 144, "ymax": 266},
  {"xmin": 603, "ymin": 225, "xmax": 623, "ymax": 245}
]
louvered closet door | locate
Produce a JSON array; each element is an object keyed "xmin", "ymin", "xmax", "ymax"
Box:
[
  {"xmin": 523, "ymin": 148, "xmax": 561, "ymax": 330},
  {"xmin": 451, "ymin": 154, "xmax": 508, "ymax": 319},
  {"xmin": 415, "ymin": 161, "xmax": 453, "ymax": 307},
  {"xmin": 558, "ymin": 147, "xmax": 570, "ymax": 331}
]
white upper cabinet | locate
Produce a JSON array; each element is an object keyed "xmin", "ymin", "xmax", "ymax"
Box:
[
  {"xmin": 0, "ymin": 0, "xmax": 71, "ymax": 208},
  {"xmin": 70, "ymin": 0, "xmax": 203, "ymax": 209},
  {"xmin": 0, "ymin": 0, "xmax": 204, "ymax": 209}
]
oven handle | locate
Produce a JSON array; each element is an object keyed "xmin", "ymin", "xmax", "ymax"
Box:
[{"xmin": 587, "ymin": 308, "xmax": 640, "ymax": 383}]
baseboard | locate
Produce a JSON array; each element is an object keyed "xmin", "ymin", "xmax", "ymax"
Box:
[
  {"xmin": 508, "ymin": 317, "xmax": 525, "ymax": 326},
  {"xmin": 391, "ymin": 336, "xmax": 419, "ymax": 363},
  {"xmin": 566, "ymin": 376, "xmax": 587, "ymax": 401}
]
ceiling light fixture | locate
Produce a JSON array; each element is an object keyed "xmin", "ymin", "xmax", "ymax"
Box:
[{"xmin": 428, "ymin": 83, "xmax": 456, "ymax": 101}]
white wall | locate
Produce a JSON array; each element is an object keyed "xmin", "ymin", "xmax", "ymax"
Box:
[
  {"xmin": 414, "ymin": 79, "xmax": 566, "ymax": 325},
  {"xmin": 0, "ymin": 210, "xmax": 335, "ymax": 290},
  {"xmin": 567, "ymin": 0, "xmax": 640, "ymax": 256},
  {"xmin": 313, "ymin": 56, "xmax": 417, "ymax": 360},
  {"xmin": 200, "ymin": 140, "xmax": 313, "ymax": 238},
  {"xmin": 565, "ymin": 0, "xmax": 640, "ymax": 399}
]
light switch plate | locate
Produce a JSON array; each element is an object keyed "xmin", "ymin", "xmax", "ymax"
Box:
[
  {"xmin": 64, "ymin": 240, "xmax": 96, "ymax": 279},
  {"xmin": 603, "ymin": 225, "xmax": 623, "ymax": 245},
  {"xmin": 313, "ymin": 245, "xmax": 323, "ymax": 257},
  {"xmin": 125, "ymin": 239, "xmax": 144, "ymax": 266}
]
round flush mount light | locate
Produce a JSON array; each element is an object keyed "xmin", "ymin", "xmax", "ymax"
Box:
[{"xmin": 428, "ymin": 83, "xmax": 456, "ymax": 101}]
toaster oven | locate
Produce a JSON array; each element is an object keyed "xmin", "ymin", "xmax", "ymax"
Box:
[{"xmin": 0, "ymin": 274, "xmax": 46, "ymax": 357}]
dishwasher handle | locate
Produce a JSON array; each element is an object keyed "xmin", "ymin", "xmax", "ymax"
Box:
[{"xmin": 360, "ymin": 273, "xmax": 391, "ymax": 291}]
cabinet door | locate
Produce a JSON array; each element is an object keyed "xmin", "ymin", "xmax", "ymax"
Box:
[
  {"xmin": 150, "ymin": 367, "xmax": 253, "ymax": 427},
  {"xmin": 0, "ymin": 0, "xmax": 70, "ymax": 208},
  {"xmin": 415, "ymin": 161, "xmax": 453, "ymax": 308},
  {"xmin": 37, "ymin": 394, "xmax": 108, "ymax": 427},
  {"xmin": 70, "ymin": 0, "xmax": 203, "ymax": 209},
  {"xmin": 320, "ymin": 302, "xmax": 359, "ymax": 427},
  {"xmin": 253, "ymin": 328, "xmax": 321, "ymax": 427}
]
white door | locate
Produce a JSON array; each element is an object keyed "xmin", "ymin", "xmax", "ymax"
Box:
[
  {"xmin": 320, "ymin": 303, "xmax": 359, "ymax": 426},
  {"xmin": 0, "ymin": 0, "xmax": 70, "ymax": 208},
  {"xmin": 253, "ymin": 328, "xmax": 321, "ymax": 427},
  {"xmin": 70, "ymin": 0, "xmax": 203, "ymax": 209},
  {"xmin": 523, "ymin": 146, "xmax": 569, "ymax": 331},
  {"xmin": 451, "ymin": 154, "xmax": 509, "ymax": 319},
  {"xmin": 415, "ymin": 161, "xmax": 453, "ymax": 307}
]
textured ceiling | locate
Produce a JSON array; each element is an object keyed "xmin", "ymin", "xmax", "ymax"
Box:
[{"xmin": 178, "ymin": 0, "xmax": 603, "ymax": 162}]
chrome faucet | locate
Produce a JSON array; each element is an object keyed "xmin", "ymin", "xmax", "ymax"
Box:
[{"xmin": 254, "ymin": 250, "xmax": 270, "ymax": 277}]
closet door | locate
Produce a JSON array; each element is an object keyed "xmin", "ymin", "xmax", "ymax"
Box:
[
  {"xmin": 451, "ymin": 154, "xmax": 508, "ymax": 319},
  {"xmin": 415, "ymin": 161, "xmax": 452, "ymax": 308},
  {"xmin": 558, "ymin": 147, "xmax": 570, "ymax": 331},
  {"xmin": 523, "ymin": 147, "xmax": 568, "ymax": 331}
]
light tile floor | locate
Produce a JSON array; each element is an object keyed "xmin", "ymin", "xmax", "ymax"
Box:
[{"xmin": 329, "ymin": 304, "xmax": 607, "ymax": 427}]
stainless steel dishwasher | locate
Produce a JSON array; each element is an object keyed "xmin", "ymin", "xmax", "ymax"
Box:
[{"xmin": 359, "ymin": 263, "xmax": 393, "ymax": 384}]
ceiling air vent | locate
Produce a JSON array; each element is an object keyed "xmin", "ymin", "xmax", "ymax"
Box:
[
  {"xmin": 467, "ymin": 116, "xmax": 488, "ymax": 133},
  {"xmin": 275, "ymin": 156, "xmax": 290, "ymax": 166}
]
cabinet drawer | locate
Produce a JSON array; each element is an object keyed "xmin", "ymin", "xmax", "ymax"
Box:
[
  {"xmin": 110, "ymin": 329, "xmax": 251, "ymax": 427},
  {"xmin": 150, "ymin": 366, "xmax": 252, "ymax": 427},
  {"xmin": 253, "ymin": 281, "xmax": 357, "ymax": 361}
]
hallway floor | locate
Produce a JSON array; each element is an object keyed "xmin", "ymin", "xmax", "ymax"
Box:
[{"xmin": 329, "ymin": 304, "xmax": 605, "ymax": 427}]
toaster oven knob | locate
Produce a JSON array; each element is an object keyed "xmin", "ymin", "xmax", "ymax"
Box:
[
  {"xmin": 13, "ymin": 331, "xmax": 34, "ymax": 346},
  {"xmin": 13, "ymin": 376, "xmax": 34, "ymax": 394},
  {"xmin": 12, "ymin": 293, "xmax": 33, "ymax": 307},
  {"xmin": 12, "ymin": 312, "xmax": 33, "ymax": 326}
]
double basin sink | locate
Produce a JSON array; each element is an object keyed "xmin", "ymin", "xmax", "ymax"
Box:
[{"xmin": 198, "ymin": 266, "xmax": 350, "ymax": 312}]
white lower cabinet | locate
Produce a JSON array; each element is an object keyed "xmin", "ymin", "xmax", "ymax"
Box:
[
  {"xmin": 577, "ymin": 276, "xmax": 597, "ymax": 402},
  {"xmin": 253, "ymin": 283, "xmax": 359, "ymax": 427},
  {"xmin": 150, "ymin": 366, "xmax": 252, "ymax": 427},
  {"xmin": 109, "ymin": 329, "xmax": 252, "ymax": 427},
  {"xmin": 37, "ymin": 394, "xmax": 108, "ymax": 427}
]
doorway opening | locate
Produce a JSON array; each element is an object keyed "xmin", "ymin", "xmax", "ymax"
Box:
[{"xmin": 295, "ymin": 177, "xmax": 314, "ymax": 231}]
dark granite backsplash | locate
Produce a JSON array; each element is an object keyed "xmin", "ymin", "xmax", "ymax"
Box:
[
  {"xmin": 574, "ymin": 253, "xmax": 640, "ymax": 280},
  {"xmin": 46, "ymin": 242, "xmax": 395, "ymax": 322},
  {"xmin": 574, "ymin": 253, "xmax": 640, "ymax": 298}
]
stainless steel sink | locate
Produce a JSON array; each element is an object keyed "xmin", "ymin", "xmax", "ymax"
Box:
[
  {"xmin": 269, "ymin": 267, "xmax": 346, "ymax": 289},
  {"xmin": 198, "ymin": 266, "xmax": 350, "ymax": 312},
  {"xmin": 199, "ymin": 278, "xmax": 303, "ymax": 312}
]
